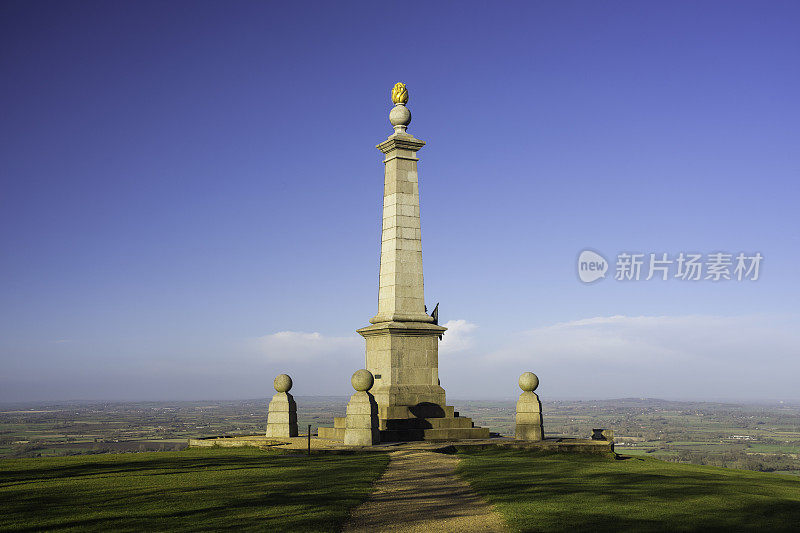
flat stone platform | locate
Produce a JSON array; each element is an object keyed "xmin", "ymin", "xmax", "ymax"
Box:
[{"xmin": 188, "ymin": 434, "xmax": 613, "ymax": 455}]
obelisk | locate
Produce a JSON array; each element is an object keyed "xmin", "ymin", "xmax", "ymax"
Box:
[{"xmin": 357, "ymin": 83, "xmax": 448, "ymax": 421}]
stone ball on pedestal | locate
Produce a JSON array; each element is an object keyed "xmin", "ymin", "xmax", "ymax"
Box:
[
  {"xmin": 273, "ymin": 374, "xmax": 293, "ymax": 393},
  {"xmin": 351, "ymin": 369, "xmax": 374, "ymax": 392},
  {"xmin": 519, "ymin": 372, "xmax": 539, "ymax": 392}
]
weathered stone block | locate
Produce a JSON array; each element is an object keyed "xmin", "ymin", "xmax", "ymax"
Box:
[
  {"xmin": 515, "ymin": 389, "xmax": 543, "ymax": 441},
  {"xmin": 266, "ymin": 411, "xmax": 296, "ymax": 424},
  {"xmin": 516, "ymin": 412, "xmax": 543, "ymax": 424},
  {"xmin": 344, "ymin": 390, "xmax": 380, "ymax": 446},
  {"xmin": 266, "ymin": 391, "xmax": 298, "ymax": 438},
  {"xmin": 516, "ymin": 424, "xmax": 544, "ymax": 441}
]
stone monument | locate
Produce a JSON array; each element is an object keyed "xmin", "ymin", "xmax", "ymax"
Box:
[
  {"xmin": 356, "ymin": 82, "xmax": 447, "ymax": 417},
  {"xmin": 319, "ymin": 83, "xmax": 488, "ymax": 442},
  {"xmin": 266, "ymin": 373, "xmax": 298, "ymax": 438},
  {"xmin": 515, "ymin": 371, "xmax": 544, "ymax": 440},
  {"xmin": 344, "ymin": 369, "xmax": 380, "ymax": 446}
]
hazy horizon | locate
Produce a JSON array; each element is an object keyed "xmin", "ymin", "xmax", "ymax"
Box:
[{"xmin": 2, "ymin": 395, "xmax": 799, "ymax": 408}]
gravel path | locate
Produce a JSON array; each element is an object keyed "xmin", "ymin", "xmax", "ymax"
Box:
[{"xmin": 343, "ymin": 449, "xmax": 509, "ymax": 533}]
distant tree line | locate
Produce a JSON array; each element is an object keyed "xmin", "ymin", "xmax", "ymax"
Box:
[{"xmin": 666, "ymin": 450, "xmax": 799, "ymax": 473}]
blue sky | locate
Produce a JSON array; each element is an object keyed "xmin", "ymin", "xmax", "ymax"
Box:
[{"xmin": 1, "ymin": 1, "xmax": 798, "ymax": 402}]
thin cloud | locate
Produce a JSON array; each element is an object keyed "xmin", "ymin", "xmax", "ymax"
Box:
[
  {"xmin": 252, "ymin": 331, "xmax": 361, "ymax": 361},
  {"xmin": 489, "ymin": 314, "xmax": 800, "ymax": 365},
  {"xmin": 439, "ymin": 319, "xmax": 478, "ymax": 354}
]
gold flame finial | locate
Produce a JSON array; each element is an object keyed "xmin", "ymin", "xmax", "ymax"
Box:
[{"xmin": 391, "ymin": 82, "xmax": 409, "ymax": 105}]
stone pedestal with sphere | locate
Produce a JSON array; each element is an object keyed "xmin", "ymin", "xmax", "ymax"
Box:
[
  {"xmin": 344, "ymin": 370, "xmax": 380, "ymax": 446},
  {"xmin": 266, "ymin": 374, "xmax": 298, "ymax": 438},
  {"xmin": 516, "ymin": 372, "xmax": 544, "ymax": 441}
]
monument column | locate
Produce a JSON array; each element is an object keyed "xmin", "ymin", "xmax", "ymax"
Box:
[{"xmin": 358, "ymin": 83, "xmax": 447, "ymax": 421}]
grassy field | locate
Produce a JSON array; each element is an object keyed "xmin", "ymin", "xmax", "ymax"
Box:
[
  {"xmin": 0, "ymin": 447, "xmax": 389, "ymax": 532},
  {"xmin": 456, "ymin": 448, "xmax": 800, "ymax": 532}
]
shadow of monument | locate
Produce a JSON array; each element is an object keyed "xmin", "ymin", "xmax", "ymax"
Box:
[
  {"xmin": 381, "ymin": 403, "xmax": 448, "ymax": 439},
  {"xmin": 408, "ymin": 402, "xmax": 445, "ymax": 419}
]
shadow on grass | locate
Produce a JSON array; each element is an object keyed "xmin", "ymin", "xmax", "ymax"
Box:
[
  {"xmin": 0, "ymin": 448, "xmax": 390, "ymax": 532},
  {"xmin": 456, "ymin": 448, "xmax": 800, "ymax": 532},
  {"xmin": 1, "ymin": 448, "xmax": 294, "ymax": 484}
]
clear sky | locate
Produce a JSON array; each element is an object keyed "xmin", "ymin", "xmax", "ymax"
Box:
[{"xmin": 1, "ymin": 1, "xmax": 798, "ymax": 402}]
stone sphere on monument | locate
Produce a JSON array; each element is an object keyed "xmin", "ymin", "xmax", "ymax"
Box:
[
  {"xmin": 519, "ymin": 372, "xmax": 539, "ymax": 392},
  {"xmin": 273, "ymin": 374, "xmax": 293, "ymax": 393},
  {"xmin": 351, "ymin": 369, "xmax": 374, "ymax": 392},
  {"xmin": 389, "ymin": 105, "xmax": 411, "ymax": 129}
]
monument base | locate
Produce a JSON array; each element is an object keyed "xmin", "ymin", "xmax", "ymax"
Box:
[
  {"xmin": 189, "ymin": 435, "xmax": 614, "ymax": 455},
  {"xmin": 318, "ymin": 405, "xmax": 489, "ymax": 442},
  {"xmin": 315, "ymin": 320, "xmax": 493, "ymax": 443},
  {"xmin": 357, "ymin": 321, "xmax": 448, "ymax": 415}
]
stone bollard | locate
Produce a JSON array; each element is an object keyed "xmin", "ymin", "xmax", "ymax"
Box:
[
  {"xmin": 344, "ymin": 369, "xmax": 380, "ymax": 446},
  {"xmin": 592, "ymin": 428, "xmax": 614, "ymax": 442},
  {"xmin": 266, "ymin": 374, "xmax": 298, "ymax": 438},
  {"xmin": 515, "ymin": 372, "xmax": 544, "ymax": 441}
]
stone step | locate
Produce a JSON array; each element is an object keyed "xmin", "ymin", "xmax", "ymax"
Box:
[
  {"xmin": 378, "ymin": 428, "xmax": 425, "ymax": 441},
  {"xmin": 319, "ymin": 405, "xmax": 484, "ymax": 443},
  {"xmin": 424, "ymin": 427, "xmax": 490, "ymax": 441},
  {"xmin": 380, "ymin": 425, "xmax": 490, "ymax": 442},
  {"xmin": 379, "ymin": 416, "xmax": 476, "ymax": 430},
  {"xmin": 318, "ymin": 427, "xmax": 345, "ymax": 441},
  {"xmin": 427, "ymin": 417, "xmax": 474, "ymax": 429},
  {"xmin": 378, "ymin": 404, "xmax": 458, "ymax": 420}
]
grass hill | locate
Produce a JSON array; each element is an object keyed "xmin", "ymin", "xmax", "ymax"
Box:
[
  {"xmin": 457, "ymin": 448, "xmax": 800, "ymax": 532},
  {"xmin": 2, "ymin": 446, "xmax": 799, "ymax": 531},
  {"xmin": 0, "ymin": 447, "xmax": 387, "ymax": 532}
]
